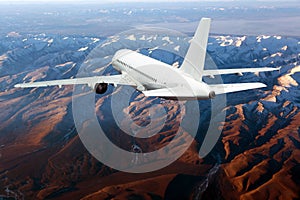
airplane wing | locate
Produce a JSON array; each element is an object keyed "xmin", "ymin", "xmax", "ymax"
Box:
[
  {"xmin": 203, "ymin": 67, "xmax": 280, "ymax": 77},
  {"xmin": 208, "ymin": 82, "xmax": 266, "ymax": 95},
  {"xmin": 14, "ymin": 74, "xmax": 136, "ymax": 88}
]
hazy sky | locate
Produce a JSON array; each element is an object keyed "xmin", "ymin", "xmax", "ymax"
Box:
[
  {"xmin": 0, "ymin": 0, "xmax": 298, "ymax": 5},
  {"xmin": 0, "ymin": 0, "xmax": 212, "ymax": 3},
  {"xmin": 0, "ymin": 0, "xmax": 240, "ymax": 4},
  {"xmin": 0, "ymin": 0, "xmax": 298, "ymax": 2},
  {"xmin": 0, "ymin": 0, "xmax": 220, "ymax": 1}
]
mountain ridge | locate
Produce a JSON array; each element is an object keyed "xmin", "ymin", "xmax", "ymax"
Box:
[{"xmin": 0, "ymin": 33, "xmax": 299, "ymax": 199}]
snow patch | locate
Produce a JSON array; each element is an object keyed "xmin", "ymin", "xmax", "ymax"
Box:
[
  {"xmin": 145, "ymin": 35, "xmax": 157, "ymax": 42},
  {"xmin": 126, "ymin": 34, "xmax": 136, "ymax": 41},
  {"xmin": 174, "ymin": 45, "xmax": 180, "ymax": 52},
  {"xmin": 215, "ymin": 36, "xmax": 235, "ymax": 46},
  {"xmin": 235, "ymin": 36, "xmax": 246, "ymax": 47},
  {"xmin": 140, "ymin": 35, "xmax": 146, "ymax": 40},
  {"xmin": 47, "ymin": 38, "xmax": 54, "ymax": 47},
  {"xmin": 281, "ymin": 45, "xmax": 288, "ymax": 51},
  {"xmin": 78, "ymin": 47, "xmax": 89, "ymax": 51},
  {"xmin": 148, "ymin": 46, "xmax": 159, "ymax": 54},
  {"xmin": 271, "ymin": 52, "xmax": 283, "ymax": 58},
  {"xmin": 257, "ymin": 35, "xmax": 270, "ymax": 43},
  {"xmin": 91, "ymin": 38, "xmax": 100, "ymax": 43},
  {"xmin": 263, "ymin": 56, "xmax": 269, "ymax": 60},
  {"xmin": 220, "ymin": 39, "xmax": 233, "ymax": 47},
  {"xmin": 162, "ymin": 36, "xmax": 174, "ymax": 44}
]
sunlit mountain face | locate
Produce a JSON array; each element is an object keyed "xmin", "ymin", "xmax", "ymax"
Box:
[{"xmin": 1, "ymin": 2, "xmax": 300, "ymax": 200}]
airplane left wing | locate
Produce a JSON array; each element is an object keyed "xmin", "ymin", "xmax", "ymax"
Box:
[
  {"xmin": 203, "ymin": 67, "xmax": 280, "ymax": 77},
  {"xmin": 14, "ymin": 74, "xmax": 136, "ymax": 88}
]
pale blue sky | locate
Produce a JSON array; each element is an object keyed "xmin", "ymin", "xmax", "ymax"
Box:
[
  {"xmin": 0, "ymin": 0, "xmax": 298, "ymax": 5},
  {"xmin": 0, "ymin": 0, "xmax": 216, "ymax": 1},
  {"xmin": 0, "ymin": 0, "xmax": 297, "ymax": 2}
]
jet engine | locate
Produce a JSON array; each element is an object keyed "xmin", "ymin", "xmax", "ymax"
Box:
[
  {"xmin": 209, "ymin": 91, "xmax": 216, "ymax": 99},
  {"xmin": 94, "ymin": 83, "xmax": 108, "ymax": 94}
]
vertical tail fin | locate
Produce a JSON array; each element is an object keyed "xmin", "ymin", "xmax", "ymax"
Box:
[{"xmin": 180, "ymin": 18, "xmax": 211, "ymax": 81}]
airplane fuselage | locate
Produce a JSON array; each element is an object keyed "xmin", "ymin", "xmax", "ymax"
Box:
[{"xmin": 112, "ymin": 49, "xmax": 215, "ymax": 100}]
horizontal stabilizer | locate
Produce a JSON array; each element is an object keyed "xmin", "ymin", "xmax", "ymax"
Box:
[
  {"xmin": 209, "ymin": 82, "xmax": 266, "ymax": 95},
  {"xmin": 203, "ymin": 67, "xmax": 280, "ymax": 77}
]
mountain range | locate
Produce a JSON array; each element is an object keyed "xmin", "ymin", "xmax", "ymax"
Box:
[{"xmin": 0, "ymin": 32, "xmax": 299, "ymax": 199}]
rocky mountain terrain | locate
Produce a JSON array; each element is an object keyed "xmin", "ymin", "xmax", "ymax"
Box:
[{"xmin": 0, "ymin": 32, "xmax": 299, "ymax": 199}]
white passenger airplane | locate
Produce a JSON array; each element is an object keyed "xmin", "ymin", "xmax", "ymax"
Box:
[{"xmin": 15, "ymin": 18, "xmax": 279, "ymax": 100}]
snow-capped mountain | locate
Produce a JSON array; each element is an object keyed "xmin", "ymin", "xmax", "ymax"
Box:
[{"xmin": 0, "ymin": 32, "xmax": 299, "ymax": 199}]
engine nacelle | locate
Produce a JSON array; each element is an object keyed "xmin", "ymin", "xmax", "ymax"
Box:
[
  {"xmin": 209, "ymin": 91, "xmax": 216, "ymax": 99},
  {"xmin": 94, "ymin": 83, "xmax": 108, "ymax": 94}
]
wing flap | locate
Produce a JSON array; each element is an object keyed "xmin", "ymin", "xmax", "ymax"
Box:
[
  {"xmin": 203, "ymin": 67, "xmax": 280, "ymax": 77},
  {"xmin": 209, "ymin": 82, "xmax": 266, "ymax": 95},
  {"xmin": 14, "ymin": 75, "xmax": 136, "ymax": 88}
]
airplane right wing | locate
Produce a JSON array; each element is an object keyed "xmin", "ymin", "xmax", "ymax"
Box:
[
  {"xmin": 203, "ymin": 67, "xmax": 280, "ymax": 77},
  {"xmin": 14, "ymin": 74, "xmax": 137, "ymax": 88},
  {"xmin": 208, "ymin": 82, "xmax": 266, "ymax": 95}
]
